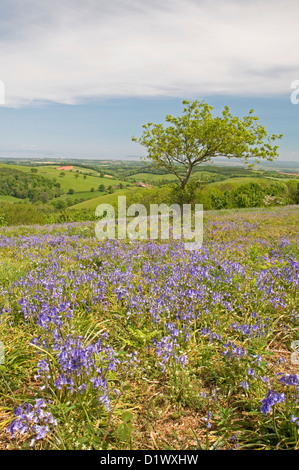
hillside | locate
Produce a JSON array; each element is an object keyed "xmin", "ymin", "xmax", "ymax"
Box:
[
  {"xmin": 0, "ymin": 205, "xmax": 298, "ymax": 450},
  {"xmin": 0, "ymin": 160, "xmax": 298, "ymax": 226}
]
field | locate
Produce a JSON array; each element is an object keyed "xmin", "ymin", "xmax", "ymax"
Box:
[
  {"xmin": 127, "ymin": 173, "xmax": 178, "ymax": 182},
  {"xmin": 0, "ymin": 196, "xmax": 21, "ymax": 203},
  {"xmin": 55, "ymin": 190, "xmax": 105, "ymax": 202},
  {"xmin": 0, "ymin": 161, "xmax": 298, "ymax": 221},
  {"xmin": 0, "ymin": 205, "xmax": 298, "ymax": 450},
  {"xmin": 0, "ymin": 163, "xmax": 124, "ymax": 194},
  {"xmin": 69, "ymin": 187, "xmax": 144, "ymax": 211},
  {"xmin": 210, "ymin": 177, "xmax": 272, "ymax": 186}
]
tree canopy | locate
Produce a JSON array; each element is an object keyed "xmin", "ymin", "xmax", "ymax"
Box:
[
  {"xmin": 0, "ymin": 167, "xmax": 62, "ymax": 202},
  {"xmin": 132, "ymin": 100, "xmax": 283, "ymax": 189}
]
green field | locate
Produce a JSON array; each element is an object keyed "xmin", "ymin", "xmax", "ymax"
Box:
[
  {"xmin": 69, "ymin": 187, "xmax": 142, "ymax": 210},
  {"xmin": 0, "ymin": 206, "xmax": 298, "ymax": 450},
  {"xmin": 55, "ymin": 190, "xmax": 107, "ymax": 202},
  {"xmin": 126, "ymin": 171, "xmax": 274, "ymax": 186},
  {"xmin": 0, "ymin": 161, "xmax": 298, "ymax": 224},
  {"xmin": 128, "ymin": 172, "xmax": 178, "ymax": 182},
  {"xmin": 0, "ymin": 195, "xmax": 21, "ymax": 203},
  {"xmin": 209, "ymin": 176, "xmax": 275, "ymax": 187},
  {"xmin": 0, "ymin": 164, "xmax": 125, "ymax": 194}
]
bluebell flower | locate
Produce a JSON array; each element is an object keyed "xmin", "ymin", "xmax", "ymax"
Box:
[
  {"xmin": 290, "ymin": 415, "xmax": 299, "ymax": 425},
  {"xmin": 7, "ymin": 399, "xmax": 57, "ymax": 444},
  {"xmin": 260, "ymin": 390, "xmax": 285, "ymax": 415},
  {"xmin": 202, "ymin": 412, "xmax": 212, "ymax": 428}
]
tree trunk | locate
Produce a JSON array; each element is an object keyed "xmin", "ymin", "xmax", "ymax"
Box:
[{"xmin": 180, "ymin": 164, "xmax": 193, "ymax": 189}]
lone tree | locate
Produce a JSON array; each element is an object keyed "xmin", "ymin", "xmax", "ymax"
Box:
[{"xmin": 132, "ymin": 100, "xmax": 283, "ymax": 189}]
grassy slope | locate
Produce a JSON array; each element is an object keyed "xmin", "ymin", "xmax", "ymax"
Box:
[
  {"xmin": 127, "ymin": 173, "xmax": 178, "ymax": 182},
  {"xmin": 0, "ymin": 164, "xmax": 125, "ymax": 194},
  {"xmin": 54, "ymin": 190, "xmax": 107, "ymax": 202},
  {"xmin": 0, "ymin": 206, "xmax": 298, "ymax": 450},
  {"xmin": 1, "ymin": 163, "xmax": 296, "ymax": 212},
  {"xmin": 68, "ymin": 188, "xmax": 140, "ymax": 210},
  {"xmin": 0, "ymin": 195, "xmax": 22, "ymax": 203},
  {"xmin": 209, "ymin": 176, "xmax": 277, "ymax": 187},
  {"xmin": 127, "ymin": 170, "xmax": 225, "ymax": 182}
]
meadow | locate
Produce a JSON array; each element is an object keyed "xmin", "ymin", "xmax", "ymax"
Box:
[
  {"xmin": 0, "ymin": 205, "xmax": 298, "ymax": 450},
  {"xmin": 0, "ymin": 161, "xmax": 298, "ymax": 223},
  {"xmin": 69, "ymin": 187, "xmax": 143, "ymax": 211},
  {"xmin": 0, "ymin": 163, "xmax": 124, "ymax": 194}
]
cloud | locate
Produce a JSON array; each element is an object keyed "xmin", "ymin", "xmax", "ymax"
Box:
[{"xmin": 0, "ymin": 0, "xmax": 299, "ymax": 107}]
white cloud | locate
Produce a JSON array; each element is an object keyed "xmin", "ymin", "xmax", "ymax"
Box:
[{"xmin": 0, "ymin": 0, "xmax": 299, "ymax": 107}]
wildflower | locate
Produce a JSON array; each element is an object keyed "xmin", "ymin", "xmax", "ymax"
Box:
[
  {"xmin": 7, "ymin": 399, "xmax": 57, "ymax": 445},
  {"xmin": 278, "ymin": 374, "xmax": 299, "ymax": 387},
  {"xmin": 240, "ymin": 380, "xmax": 249, "ymax": 390},
  {"xmin": 202, "ymin": 412, "xmax": 212, "ymax": 428},
  {"xmin": 260, "ymin": 390, "xmax": 285, "ymax": 415},
  {"xmin": 259, "ymin": 375, "xmax": 270, "ymax": 387},
  {"xmin": 247, "ymin": 368, "xmax": 257, "ymax": 379},
  {"xmin": 290, "ymin": 415, "xmax": 299, "ymax": 426}
]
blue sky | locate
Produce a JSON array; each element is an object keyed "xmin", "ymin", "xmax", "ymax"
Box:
[{"xmin": 0, "ymin": 0, "xmax": 298, "ymax": 161}]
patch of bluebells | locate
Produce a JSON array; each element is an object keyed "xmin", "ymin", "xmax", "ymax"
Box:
[
  {"xmin": 34, "ymin": 332, "xmax": 121, "ymax": 411},
  {"xmin": 222, "ymin": 340, "xmax": 247, "ymax": 361},
  {"xmin": 259, "ymin": 376, "xmax": 271, "ymax": 388},
  {"xmin": 250, "ymin": 354, "xmax": 263, "ymax": 367},
  {"xmin": 228, "ymin": 434, "xmax": 239, "ymax": 450},
  {"xmin": 1, "ymin": 209, "xmax": 298, "ymax": 448},
  {"xmin": 153, "ymin": 335, "xmax": 187, "ymax": 372},
  {"xmin": 7, "ymin": 399, "xmax": 57, "ymax": 447},
  {"xmin": 278, "ymin": 373, "xmax": 299, "ymax": 388},
  {"xmin": 260, "ymin": 390, "xmax": 286, "ymax": 415},
  {"xmin": 2, "ymin": 215, "xmax": 298, "ymax": 376},
  {"xmin": 201, "ymin": 327, "xmax": 222, "ymax": 343},
  {"xmin": 229, "ymin": 317, "xmax": 271, "ymax": 339},
  {"xmin": 247, "ymin": 368, "xmax": 257, "ymax": 379}
]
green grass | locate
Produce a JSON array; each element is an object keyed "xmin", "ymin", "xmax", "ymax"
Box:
[
  {"xmin": 126, "ymin": 170, "xmax": 228, "ymax": 184},
  {"xmin": 266, "ymin": 176, "xmax": 299, "ymax": 182},
  {"xmin": 0, "ymin": 206, "xmax": 298, "ymax": 450},
  {"xmin": 0, "ymin": 195, "xmax": 21, "ymax": 203},
  {"xmin": 55, "ymin": 190, "xmax": 105, "ymax": 202},
  {"xmin": 69, "ymin": 187, "xmax": 145, "ymax": 210},
  {"xmin": 209, "ymin": 176, "xmax": 276, "ymax": 187},
  {"xmin": 68, "ymin": 189, "xmax": 133, "ymax": 210},
  {"xmin": 0, "ymin": 164, "xmax": 125, "ymax": 194},
  {"xmin": 128, "ymin": 173, "xmax": 178, "ymax": 182},
  {"xmin": 0, "ymin": 163, "xmax": 100, "ymax": 176}
]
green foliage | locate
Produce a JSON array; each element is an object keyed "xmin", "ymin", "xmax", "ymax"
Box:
[
  {"xmin": 116, "ymin": 412, "xmax": 133, "ymax": 445},
  {"xmin": 0, "ymin": 206, "xmax": 298, "ymax": 450},
  {"xmin": 125, "ymin": 179, "xmax": 291, "ymax": 211},
  {"xmin": 170, "ymin": 179, "xmax": 205, "ymax": 206},
  {"xmin": 0, "ymin": 160, "xmax": 297, "ymax": 228},
  {"xmin": 195, "ymin": 180, "xmax": 291, "ymax": 210},
  {"xmin": 125, "ymin": 186, "xmax": 173, "ymax": 212},
  {"xmin": 0, "ymin": 167, "xmax": 62, "ymax": 202},
  {"xmin": 0, "ymin": 203, "xmax": 46, "ymax": 225},
  {"xmin": 285, "ymin": 180, "xmax": 299, "ymax": 204},
  {"xmin": 133, "ymin": 99, "xmax": 283, "ymax": 189},
  {"xmin": 0, "ymin": 213, "xmax": 6, "ymax": 226}
]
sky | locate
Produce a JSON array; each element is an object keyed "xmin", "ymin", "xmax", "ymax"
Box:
[{"xmin": 0, "ymin": 0, "xmax": 298, "ymax": 161}]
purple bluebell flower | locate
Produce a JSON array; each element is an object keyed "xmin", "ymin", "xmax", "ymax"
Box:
[
  {"xmin": 260, "ymin": 390, "xmax": 285, "ymax": 415},
  {"xmin": 202, "ymin": 412, "xmax": 212, "ymax": 428},
  {"xmin": 7, "ymin": 399, "xmax": 57, "ymax": 445}
]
